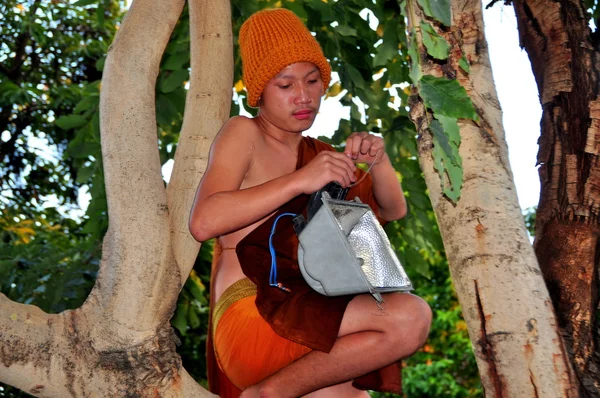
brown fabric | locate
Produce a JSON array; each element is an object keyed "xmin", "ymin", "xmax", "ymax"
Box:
[{"xmin": 236, "ymin": 136, "xmax": 402, "ymax": 393}]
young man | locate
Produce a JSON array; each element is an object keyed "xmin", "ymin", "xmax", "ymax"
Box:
[{"xmin": 189, "ymin": 8, "xmax": 431, "ymax": 398}]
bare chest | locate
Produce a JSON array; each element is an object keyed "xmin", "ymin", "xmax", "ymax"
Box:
[{"xmin": 242, "ymin": 144, "xmax": 298, "ymax": 188}]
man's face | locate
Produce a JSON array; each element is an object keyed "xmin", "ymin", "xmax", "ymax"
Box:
[{"xmin": 258, "ymin": 62, "xmax": 324, "ymax": 133}]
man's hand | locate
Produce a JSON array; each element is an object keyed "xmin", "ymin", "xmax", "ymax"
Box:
[
  {"xmin": 344, "ymin": 132, "xmax": 384, "ymax": 166},
  {"xmin": 293, "ymin": 150, "xmax": 357, "ymax": 193}
]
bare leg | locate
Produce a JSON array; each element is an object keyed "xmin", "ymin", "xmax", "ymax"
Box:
[
  {"xmin": 240, "ymin": 292, "xmax": 432, "ymax": 398},
  {"xmin": 304, "ymin": 381, "xmax": 369, "ymax": 398}
]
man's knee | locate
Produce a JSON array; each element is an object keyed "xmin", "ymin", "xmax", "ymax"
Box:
[{"xmin": 385, "ymin": 293, "xmax": 432, "ymax": 355}]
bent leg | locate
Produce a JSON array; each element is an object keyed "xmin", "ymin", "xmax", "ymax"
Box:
[
  {"xmin": 240, "ymin": 292, "xmax": 432, "ymax": 398},
  {"xmin": 215, "ymin": 294, "xmax": 311, "ymax": 390},
  {"xmin": 304, "ymin": 381, "xmax": 369, "ymax": 398}
]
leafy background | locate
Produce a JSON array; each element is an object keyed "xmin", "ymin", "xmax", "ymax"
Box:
[{"xmin": 1, "ymin": 0, "xmax": 555, "ymax": 395}]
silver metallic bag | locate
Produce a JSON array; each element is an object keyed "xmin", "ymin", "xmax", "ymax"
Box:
[{"xmin": 297, "ymin": 192, "xmax": 413, "ymax": 303}]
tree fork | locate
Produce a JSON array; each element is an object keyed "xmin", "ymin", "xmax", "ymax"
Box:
[
  {"xmin": 0, "ymin": 0, "xmax": 232, "ymax": 394},
  {"xmin": 511, "ymin": 0, "xmax": 600, "ymax": 394},
  {"xmin": 406, "ymin": 0, "xmax": 578, "ymax": 395}
]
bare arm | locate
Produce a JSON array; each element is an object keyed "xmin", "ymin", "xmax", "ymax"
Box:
[
  {"xmin": 189, "ymin": 117, "xmax": 357, "ymax": 242},
  {"xmin": 344, "ymin": 132, "xmax": 407, "ymax": 221}
]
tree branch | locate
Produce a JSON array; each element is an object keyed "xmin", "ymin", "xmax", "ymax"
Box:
[
  {"xmin": 0, "ymin": 294, "xmax": 71, "ymax": 397},
  {"xmin": 166, "ymin": 0, "xmax": 233, "ymax": 283},
  {"xmin": 95, "ymin": 0, "xmax": 186, "ymax": 337}
]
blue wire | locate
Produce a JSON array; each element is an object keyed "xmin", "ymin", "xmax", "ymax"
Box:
[{"xmin": 269, "ymin": 212, "xmax": 296, "ymax": 293}]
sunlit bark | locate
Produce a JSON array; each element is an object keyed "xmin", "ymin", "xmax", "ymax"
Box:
[{"xmin": 407, "ymin": 0, "xmax": 578, "ymax": 395}]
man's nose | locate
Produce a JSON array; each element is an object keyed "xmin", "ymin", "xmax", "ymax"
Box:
[{"xmin": 294, "ymin": 83, "xmax": 311, "ymax": 104}]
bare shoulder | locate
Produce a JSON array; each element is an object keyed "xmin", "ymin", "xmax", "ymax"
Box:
[
  {"xmin": 214, "ymin": 115, "xmax": 260, "ymax": 146},
  {"xmin": 206, "ymin": 116, "xmax": 260, "ymax": 164}
]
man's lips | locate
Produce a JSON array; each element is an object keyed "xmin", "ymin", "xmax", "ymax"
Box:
[{"xmin": 293, "ymin": 109, "xmax": 314, "ymax": 120}]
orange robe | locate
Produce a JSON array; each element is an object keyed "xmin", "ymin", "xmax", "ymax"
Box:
[{"xmin": 207, "ymin": 136, "xmax": 402, "ymax": 396}]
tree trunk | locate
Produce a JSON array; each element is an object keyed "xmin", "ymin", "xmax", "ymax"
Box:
[
  {"xmin": 510, "ymin": 0, "xmax": 600, "ymax": 395},
  {"xmin": 0, "ymin": 0, "xmax": 232, "ymax": 395},
  {"xmin": 407, "ymin": 0, "xmax": 578, "ymax": 396}
]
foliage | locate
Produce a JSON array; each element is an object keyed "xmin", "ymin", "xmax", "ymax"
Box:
[
  {"xmin": 404, "ymin": 0, "xmax": 479, "ymax": 204},
  {"xmin": 172, "ymin": 240, "xmax": 214, "ymax": 387},
  {"xmin": 0, "ymin": 0, "xmax": 123, "ymax": 238},
  {"xmin": 584, "ymin": 0, "xmax": 600, "ymax": 26},
  {"xmin": 523, "ymin": 206, "xmax": 537, "ymax": 238},
  {"xmin": 1, "ymin": 0, "xmax": 481, "ymax": 396},
  {"xmin": 0, "ymin": 207, "xmax": 98, "ymax": 313}
]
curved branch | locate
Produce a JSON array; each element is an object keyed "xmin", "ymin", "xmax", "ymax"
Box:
[
  {"xmin": 167, "ymin": 0, "xmax": 233, "ymax": 283},
  {"xmin": 94, "ymin": 0, "xmax": 186, "ymax": 336}
]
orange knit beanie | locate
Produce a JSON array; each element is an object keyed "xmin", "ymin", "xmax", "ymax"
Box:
[{"xmin": 239, "ymin": 8, "xmax": 331, "ymax": 108}]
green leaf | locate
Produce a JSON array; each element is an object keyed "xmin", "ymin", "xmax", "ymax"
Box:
[
  {"xmin": 420, "ymin": 23, "xmax": 450, "ymax": 60},
  {"xmin": 306, "ymin": 0, "xmax": 335, "ymax": 21},
  {"xmin": 73, "ymin": 0, "xmax": 97, "ymax": 5},
  {"xmin": 84, "ymin": 80, "xmax": 101, "ymax": 94},
  {"xmin": 185, "ymin": 272, "xmax": 206, "ymax": 302},
  {"xmin": 399, "ymin": 0, "xmax": 408, "ymax": 17},
  {"xmin": 417, "ymin": 0, "xmax": 452, "ymax": 26},
  {"xmin": 165, "ymin": 87, "xmax": 187, "ymax": 115},
  {"xmin": 55, "ymin": 115, "xmax": 88, "ymax": 130},
  {"xmin": 430, "ymin": 119, "xmax": 463, "ymax": 203},
  {"xmin": 95, "ymin": 56, "xmax": 106, "ymax": 72},
  {"xmin": 171, "ymin": 301, "xmax": 189, "ymax": 335},
  {"xmin": 373, "ymin": 22, "xmax": 399, "ymax": 67},
  {"xmin": 405, "ymin": 247, "xmax": 430, "ymax": 278},
  {"xmin": 96, "ymin": 4, "xmax": 105, "ymax": 27},
  {"xmin": 434, "ymin": 114, "xmax": 460, "ymax": 146},
  {"xmin": 73, "ymin": 96, "xmax": 98, "ymax": 114},
  {"xmin": 285, "ymin": 1, "xmax": 308, "ymax": 20},
  {"xmin": 66, "ymin": 141, "xmax": 100, "ymax": 159},
  {"xmin": 408, "ymin": 30, "xmax": 422, "ymax": 85},
  {"xmin": 187, "ymin": 305, "xmax": 201, "ymax": 329},
  {"xmin": 419, "ymin": 75, "xmax": 478, "ymax": 120},
  {"xmin": 156, "ymin": 94, "xmax": 178, "ymax": 125},
  {"xmin": 387, "ymin": 57, "xmax": 409, "ymax": 83},
  {"xmin": 346, "ymin": 64, "xmax": 366, "ymax": 91},
  {"xmin": 75, "ymin": 166, "xmax": 94, "ymax": 184},
  {"xmin": 91, "ymin": 111, "xmax": 100, "ymax": 139},
  {"xmin": 159, "ymin": 69, "xmax": 189, "ymax": 94},
  {"xmin": 459, "ymin": 56, "xmax": 470, "ymax": 74},
  {"xmin": 336, "ymin": 25, "xmax": 358, "ymax": 36},
  {"xmin": 162, "ymin": 52, "xmax": 190, "ymax": 71},
  {"xmin": 350, "ymin": 103, "xmax": 362, "ymax": 122},
  {"xmin": 430, "ymin": 120, "xmax": 459, "ymax": 166}
]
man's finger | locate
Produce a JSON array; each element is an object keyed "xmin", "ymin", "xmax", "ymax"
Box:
[
  {"xmin": 346, "ymin": 133, "xmax": 365, "ymax": 159},
  {"xmin": 329, "ymin": 165, "xmax": 353, "ymax": 187},
  {"xmin": 329, "ymin": 149, "xmax": 357, "ymax": 170},
  {"xmin": 360, "ymin": 137, "xmax": 372, "ymax": 155},
  {"xmin": 369, "ymin": 144, "xmax": 381, "ymax": 157}
]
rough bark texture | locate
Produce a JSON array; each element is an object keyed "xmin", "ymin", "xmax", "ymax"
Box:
[
  {"xmin": 511, "ymin": 0, "xmax": 600, "ymax": 395},
  {"xmin": 407, "ymin": 0, "xmax": 578, "ymax": 396},
  {"xmin": 0, "ymin": 0, "xmax": 232, "ymax": 395}
]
